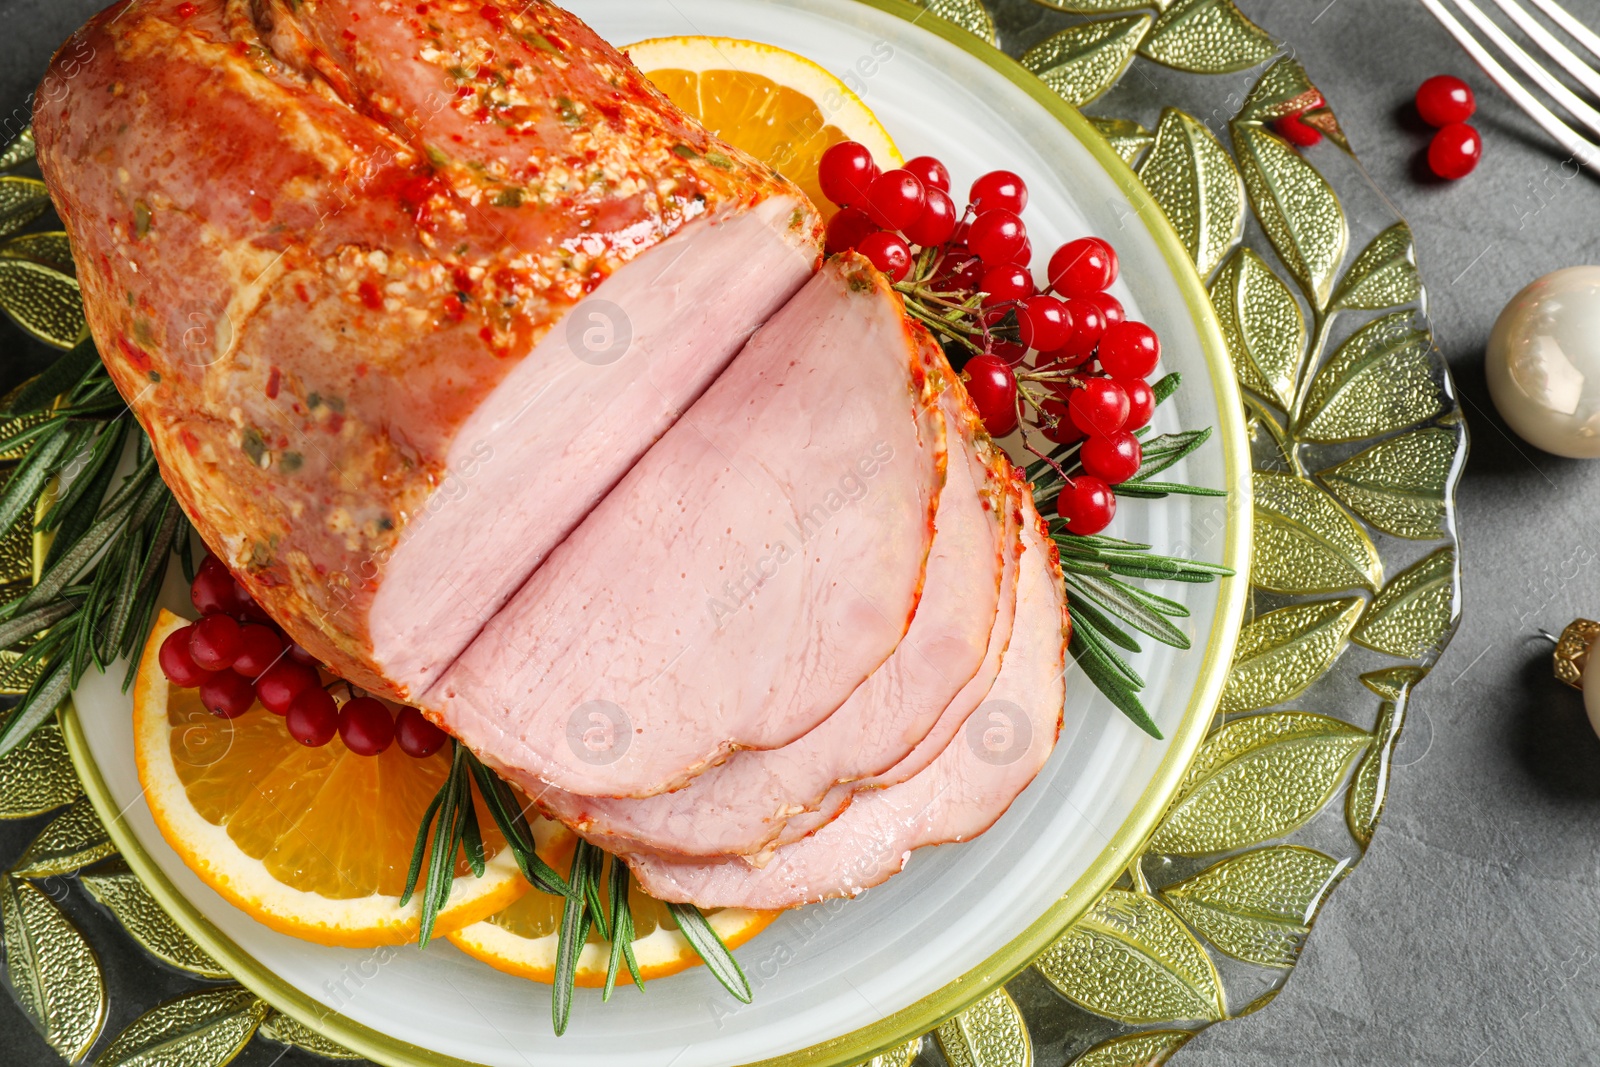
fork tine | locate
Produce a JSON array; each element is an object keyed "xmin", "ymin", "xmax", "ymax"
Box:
[
  {"xmin": 1447, "ymin": 0, "xmax": 1600, "ymax": 141},
  {"xmin": 1417, "ymin": 0, "xmax": 1600, "ymax": 167},
  {"xmin": 1489, "ymin": 0, "xmax": 1600, "ymax": 99},
  {"xmin": 1525, "ymin": 0, "xmax": 1600, "ymax": 66}
]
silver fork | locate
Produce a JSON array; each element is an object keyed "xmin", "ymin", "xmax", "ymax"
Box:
[{"xmin": 1418, "ymin": 0, "xmax": 1600, "ymax": 168}]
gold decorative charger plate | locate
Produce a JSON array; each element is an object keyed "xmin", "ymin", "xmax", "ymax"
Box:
[{"xmin": 0, "ymin": 1, "xmax": 1463, "ymax": 1067}]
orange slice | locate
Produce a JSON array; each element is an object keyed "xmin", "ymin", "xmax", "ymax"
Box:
[
  {"xmin": 133, "ymin": 609, "xmax": 529, "ymax": 947},
  {"xmin": 449, "ymin": 837, "xmax": 779, "ymax": 986},
  {"xmin": 626, "ymin": 35, "xmax": 901, "ymax": 220}
]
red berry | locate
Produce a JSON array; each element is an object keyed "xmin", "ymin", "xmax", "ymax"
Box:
[
  {"xmin": 199, "ymin": 670, "xmax": 256, "ymax": 718},
  {"xmin": 1018, "ymin": 295, "xmax": 1071, "ymax": 352},
  {"xmin": 396, "ymin": 706, "xmax": 449, "ymax": 758},
  {"xmin": 864, "ymin": 169, "xmax": 926, "ymax": 231},
  {"xmin": 159, "ymin": 625, "xmax": 214, "ymax": 688},
  {"xmin": 935, "ymin": 247, "xmax": 983, "ymax": 292},
  {"xmin": 1056, "ymin": 477, "xmax": 1116, "ymax": 535},
  {"xmin": 1428, "ymin": 123, "xmax": 1481, "ymax": 180},
  {"xmin": 818, "ymin": 141, "xmax": 878, "ymax": 208},
  {"xmin": 979, "ymin": 265, "xmax": 1035, "ymax": 307},
  {"xmin": 969, "ymin": 170, "xmax": 1028, "ymax": 214},
  {"xmin": 904, "ymin": 188, "xmax": 957, "ymax": 247},
  {"xmin": 961, "ymin": 355, "xmax": 1019, "ymax": 436},
  {"xmin": 1416, "ymin": 75, "xmax": 1475, "ymax": 127},
  {"xmin": 1048, "ymin": 238, "xmax": 1118, "ymax": 298},
  {"xmin": 231, "ymin": 624, "xmax": 284, "ymax": 678},
  {"xmin": 1038, "ymin": 399, "xmax": 1086, "ymax": 445},
  {"xmin": 1086, "ymin": 293, "xmax": 1125, "ymax": 328},
  {"xmin": 285, "ymin": 642, "xmax": 318, "ymax": 665},
  {"xmin": 858, "ymin": 231, "xmax": 913, "ymax": 281},
  {"xmin": 824, "ymin": 206, "xmax": 877, "ymax": 256},
  {"xmin": 1081, "ymin": 430, "xmax": 1143, "ymax": 484},
  {"xmin": 190, "ymin": 556, "xmax": 243, "ymax": 616},
  {"xmin": 967, "ymin": 210, "xmax": 1027, "ymax": 266},
  {"xmin": 255, "ymin": 660, "xmax": 320, "ymax": 715},
  {"xmin": 1059, "ymin": 298, "xmax": 1107, "ymax": 357},
  {"xmin": 1007, "ymin": 236, "xmax": 1034, "ymax": 268},
  {"xmin": 1273, "ymin": 112, "xmax": 1322, "ymax": 147},
  {"xmin": 903, "ymin": 155, "xmax": 951, "ymax": 193},
  {"xmin": 1038, "ymin": 345, "xmax": 1094, "ymax": 375},
  {"xmin": 189, "ymin": 614, "xmax": 243, "ymax": 672},
  {"xmin": 1068, "ymin": 378, "xmax": 1129, "ymax": 437},
  {"xmin": 1122, "ymin": 378, "xmax": 1156, "ymax": 431},
  {"xmin": 1099, "ymin": 322, "xmax": 1160, "ymax": 379},
  {"xmin": 286, "ymin": 686, "xmax": 339, "ymax": 747},
  {"xmin": 338, "ymin": 697, "xmax": 395, "ymax": 756}
]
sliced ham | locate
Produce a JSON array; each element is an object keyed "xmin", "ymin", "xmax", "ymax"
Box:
[
  {"xmin": 35, "ymin": 0, "xmax": 819, "ymax": 701},
  {"xmin": 771, "ymin": 467, "xmax": 1026, "ymax": 851},
  {"xmin": 429, "ymin": 255, "xmax": 946, "ymax": 798},
  {"xmin": 622, "ymin": 488, "xmax": 1068, "ymax": 910},
  {"xmin": 537, "ymin": 378, "xmax": 1009, "ymax": 856}
]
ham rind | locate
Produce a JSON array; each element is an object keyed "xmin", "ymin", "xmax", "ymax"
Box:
[
  {"xmin": 772, "ymin": 468, "xmax": 1025, "ymax": 851},
  {"xmin": 623, "ymin": 487, "xmax": 1068, "ymax": 910},
  {"xmin": 429, "ymin": 255, "xmax": 946, "ymax": 798},
  {"xmin": 35, "ymin": 0, "xmax": 819, "ymax": 700},
  {"xmin": 538, "ymin": 377, "xmax": 1007, "ymax": 856}
]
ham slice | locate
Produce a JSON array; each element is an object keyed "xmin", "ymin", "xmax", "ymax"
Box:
[
  {"xmin": 537, "ymin": 378, "xmax": 1010, "ymax": 856},
  {"xmin": 622, "ymin": 488, "xmax": 1068, "ymax": 910},
  {"xmin": 429, "ymin": 255, "xmax": 947, "ymax": 798},
  {"xmin": 35, "ymin": 0, "xmax": 819, "ymax": 701}
]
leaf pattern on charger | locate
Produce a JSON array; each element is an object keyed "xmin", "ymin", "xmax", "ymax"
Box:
[
  {"xmin": 92, "ymin": 986, "xmax": 268, "ymax": 1067},
  {"xmin": 1331, "ymin": 223, "xmax": 1422, "ymax": 312},
  {"xmin": 1219, "ymin": 597, "xmax": 1364, "ymax": 713},
  {"xmin": 1090, "ymin": 117, "xmax": 1155, "ymax": 166},
  {"xmin": 1070, "ymin": 1029, "xmax": 1192, "ymax": 1067},
  {"xmin": 1036, "ymin": 889, "xmax": 1224, "ymax": 1024},
  {"xmin": 1346, "ymin": 699, "xmax": 1404, "ymax": 848},
  {"xmin": 1211, "ymin": 247, "xmax": 1305, "ymax": 411},
  {"xmin": 1022, "ymin": 16, "xmax": 1153, "ymax": 106},
  {"xmin": 0, "ymin": 721, "xmax": 81, "ymax": 817},
  {"xmin": 0, "ymin": 876, "xmax": 106, "ymax": 1062},
  {"xmin": 1136, "ymin": 108, "xmax": 1243, "ymax": 278},
  {"xmin": 259, "ymin": 1010, "xmax": 363, "ymax": 1060},
  {"xmin": 936, "ymin": 988, "xmax": 1032, "ymax": 1067},
  {"xmin": 1296, "ymin": 312, "xmax": 1442, "ymax": 442},
  {"xmin": 10, "ymin": 795, "xmax": 113, "ymax": 879},
  {"xmin": 1160, "ymin": 845, "xmax": 1344, "ymax": 966},
  {"xmin": 0, "ymin": 176, "xmax": 50, "ymax": 238},
  {"xmin": 0, "ymin": 258, "xmax": 86, "ymax": 349},
  {"xmin": 1352, "ymin": 545, "xmax": 1458, "ymax": 658},
  {"xmin": 1317, "ymin": 426, "xmax": 1457, "ymax": 540},
  {"xmin": 1250, "ymin": 471, "xmax": 1382, "ymax": 595},
  {"xmin": 1138, "ymin": 0, "xmax": 1277, "ymax": 74},
  {"xmin": 1, "ymin": 232, "xmax": 75, "ymax": 276},
  {"xmin": 80, "ymin": 861, "xmax": 230, "ymax": 980},
  {"xmin": 908, "ymin": 0, "xmax": 999, "ymax": 45},
  {"xmin": 1231, "ymin": 120, "xmax": 1348, "ymax": 311}
]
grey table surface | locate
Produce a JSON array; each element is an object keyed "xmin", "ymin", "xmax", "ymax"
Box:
[{"xmin": 1, "ymin": 0, "xmax": 1598, "ymax": 1064}]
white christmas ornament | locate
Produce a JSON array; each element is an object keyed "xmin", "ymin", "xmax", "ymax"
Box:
[{"xmin": 1487, "ymin": 266, "xmax": 1600, "ymax": 459}]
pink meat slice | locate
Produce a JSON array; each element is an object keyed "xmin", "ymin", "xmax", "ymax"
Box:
[
  {"xmin": 623, "ymin": 488, "xmax": 1069, "ymax": 910},
  {"xmin": 537, "ymin": 379, "xmax": 1009, "ymax": 856},
  {"xmin": 771, "ymin": 468, "xmax": 1025, "ymax": 852},
  {"xmin": 428, "ymin": 255, "xmax": 946, "ymax": 799}
]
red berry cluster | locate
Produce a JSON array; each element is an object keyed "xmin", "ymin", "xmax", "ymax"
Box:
[
  {"xmin": 1415, "ymin": 75, "xmax": 1480, "ymax": 180},
  {"xmin": 817, "ymin": 142, "xmax": 1165, "ymax": 537},
  {"xmin": 158, "ymin": 554, "xmax": 448, "ymax": 758}
]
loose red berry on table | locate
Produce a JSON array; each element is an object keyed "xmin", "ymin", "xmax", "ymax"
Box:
[
  {"xmin": 1428, "ymin": 123, "xmax": 1481, "ymax": 180},
  {"xmin": 1038, "ymin": 398, "xmax": 1086, "ymax": 445},
  {"xmin": 825, "ymin": 206, "xmax": 876, "ymax": 256},
  {"xmin": 1416, "ymin": 74, "xmax": 1475, "ymax": 127},
  {"xmin": 1099, "ymin": 321, "xmax": 1161, "ymax": 379},
  {"xmin": 231, "ymin": 624, "xmax": 284, "ymax": 679},
  {"xmin": 979, "ymin": 264, "xmax": 1035, "ymax": 308},
  {"xmin": 864, "ymin": 169, "xmax": 926, "ymax": 231},
  {"xmin": 1121, "ymin": 377, "xmax": 1156, "ymax": 431},
  {"xmin": 1048, "ymin": 237, "xmax": 1118, "ymax": 298},
  {"xmin": 1018, "ymin": 295, "xmax": 1072, "ymax": 353},
  {"xmin": 858, "ymin": 231, "xmax": 912, "ymax": 281},
  {"xmin": 904, "ymin": 187, "xmax": 957, "ymax": 248},
  {"xmin": 903, "ymin": 155, "xmax": 951, "ymax": 193},
  {"xmin": 969, "ymin": 170, "xmax": 1028, "ymax": 214},
  {"xmin": 339, "ymin": 697, "xmax": 396, "ymax": 756},
  {"xmin": 199, "ymin": 670, "xmax": 257, "ymax": 719},
  {"xmin": 818, "ymin": 141, "xmax": 878, "ymax": 208},
  {"xmin": 1081, "ymin": 430, "xmax": 1143, "ymax": 484},
  {"xmin": 255, "ymin": 659, "xmax": 320, "ymax": 715},
  {"xmin": 961, "ymin": 355, "xmax": 1019, "ymax": 436},
  {"xmin": 159, "ymin": 625, "xmax": 213, "ymax": 688},
  {"xmin": 967, "ymin": 210, "xmax": 1027, "ymax": 266},
  {"xmin": 1273, "ymin": 111, "xmax": 1322, "ymax": 147},
  {"xmin": 1057, "ymin": 476, "xmax": 1116, "ymax": 536},
  {"xmin": 1068, "ymin": 377, "xmax": 1130, "ymax": 437},
  {"xmin": 286, "ymin": 686, "xmax": 339, "ymax": 747},
  {"xmin": 189, "ymin": 614, "xmax": 243, "ymax": 672},
  {"xmin": 396, "ymin": 706, "xmax": 449, "ymax": 758}
]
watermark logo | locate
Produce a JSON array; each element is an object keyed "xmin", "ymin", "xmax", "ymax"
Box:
[
  {"xmin": 965, "ymin": 699, "xmax": 1032, "ymax": 766},
  {"xmin": 567, "ymin": 300, "xmax": 632, "ymax": 366},
  {"xmin": 172, "ymin": 705, "xmax": 236, "ymax": 769},
  {"xmin": 566, "ymin": 699, "xmax": 632, "ymax": 765}
]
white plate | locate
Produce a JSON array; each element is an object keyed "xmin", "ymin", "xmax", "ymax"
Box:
[{"xmin": 67, "ymin": 2, "xmax": 1250, "ymax": 1065}]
